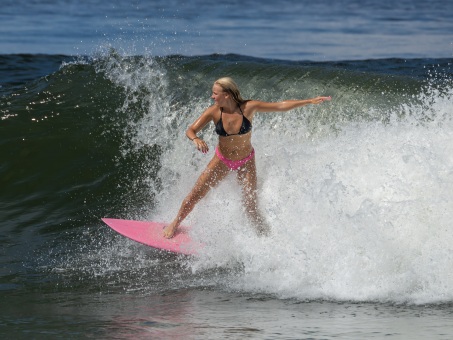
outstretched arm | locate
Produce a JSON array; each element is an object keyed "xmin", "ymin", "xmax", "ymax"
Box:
[{"xmin": 248, "ymin": 96, "xmax": 331, "ymax": 114}]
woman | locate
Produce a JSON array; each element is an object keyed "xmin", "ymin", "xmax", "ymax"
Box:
[{"xmin": 163, "ymin": 77, "xmax": 331, "ymax": 238}]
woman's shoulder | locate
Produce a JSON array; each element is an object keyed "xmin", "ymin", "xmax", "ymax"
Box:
[
  {"xmin": 198, "ymin": 105, "xmax": 221, "ymax": 123},
  {"xmin": 243, "ymin": 99, "xmax": 284, "ymax": 113},
  {"xmin": 242, "ymin": 100, "xmax": 261, "ymax": 113},
  {"xmin": 202, "ymin": 104, "xmax": 219, "ymax": 115}
]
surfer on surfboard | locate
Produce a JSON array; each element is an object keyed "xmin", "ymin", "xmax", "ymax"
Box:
[{"xmin": 163, "ymin": 77, "xmax": 331, "ymax": 238}]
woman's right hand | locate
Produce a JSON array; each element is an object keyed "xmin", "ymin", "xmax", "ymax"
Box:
[{"xmin": 193, "ymin": 137, "xmax": 209, "ymax": 154}]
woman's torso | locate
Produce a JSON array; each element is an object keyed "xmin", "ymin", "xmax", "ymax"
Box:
[{"xmin": 214, "ymin": 102, "xmax": 254, "ymax": 160}]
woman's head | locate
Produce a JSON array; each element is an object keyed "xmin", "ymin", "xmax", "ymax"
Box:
[{"xmin": 214, "ymin": 77, "xmax": 245, "ymax": 105}]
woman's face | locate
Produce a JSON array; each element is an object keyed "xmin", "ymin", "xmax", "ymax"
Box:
[{"xmin": 211, "ymin": 84, "xmax": 227, "ymax": 106}]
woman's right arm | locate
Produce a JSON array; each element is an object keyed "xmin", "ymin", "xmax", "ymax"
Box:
[{"xmin": 186, "ymin": 106, "xmax": 215, "ymax": 154}]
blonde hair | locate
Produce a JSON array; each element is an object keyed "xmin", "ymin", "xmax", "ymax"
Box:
[{"xmin": 214, "ymin": 77, "xmax": 246, "ymax": 105}]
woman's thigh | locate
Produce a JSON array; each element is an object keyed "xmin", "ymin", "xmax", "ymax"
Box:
[
  {"xmin": 191, "ymin": 155, "xmax": 231, "ymax": 197},
  {"xmin": 236, "ymin": 157, "xmax": 258, "ymax": 200}
]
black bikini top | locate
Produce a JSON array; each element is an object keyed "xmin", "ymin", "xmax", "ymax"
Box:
[{"xmin": 215, "ymin": 105, "xmax": 252, "ymax": 137}]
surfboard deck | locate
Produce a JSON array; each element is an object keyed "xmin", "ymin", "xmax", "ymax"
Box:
[{"xmin": 101, "ymin": 218, "xmax": 200, "ymax": 255}]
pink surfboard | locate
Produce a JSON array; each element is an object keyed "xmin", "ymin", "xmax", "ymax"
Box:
[{"xmin": 102, "ymin": 218, "xmax": 200, "ymax": 255}]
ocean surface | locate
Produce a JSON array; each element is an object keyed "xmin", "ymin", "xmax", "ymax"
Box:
[{"xmin": 1, "ymin": 0, "xmax": 453, "ymax": 339}]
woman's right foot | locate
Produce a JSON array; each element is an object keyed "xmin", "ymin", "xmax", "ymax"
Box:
[{"xmin": 163, "ymin": 223, "xmax": 177, "ymax": 239}]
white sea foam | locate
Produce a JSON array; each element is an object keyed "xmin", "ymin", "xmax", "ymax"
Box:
[
  {"xmin": 104, "ymin": 52, "xmax": 453, "ymax": 303},
  {"xmin": 152, "ymin": 83, "xmax": 453, "ymax": 304}
]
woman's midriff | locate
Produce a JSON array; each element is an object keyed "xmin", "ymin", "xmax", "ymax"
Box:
[{"xmin": 217, "ymin": 132, "xmax": 253, "ymax": 160}]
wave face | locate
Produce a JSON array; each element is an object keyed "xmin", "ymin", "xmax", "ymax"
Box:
[{"xmin": 1, "ymin": 52, "xmax": 453, "ymax": 304}]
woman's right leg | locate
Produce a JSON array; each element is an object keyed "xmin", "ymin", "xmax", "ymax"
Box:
[{"xmin": 163, "ymin": 155, "xmax": 230, "ymax": 238}]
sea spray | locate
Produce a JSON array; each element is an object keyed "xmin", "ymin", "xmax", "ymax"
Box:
[
  {"xmin": 92, "ymin": 54, "xmax": 452, "ymax": 304},
  {"xmin": 39, "ymin": 53, "xmax": 453, "ymax": 304},
  {"xmin": 183, "ymin": 85, "xmax": 453, "ymax": 304}
]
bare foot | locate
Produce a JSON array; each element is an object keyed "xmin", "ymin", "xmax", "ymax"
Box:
[{"xmin": 163, "ymin": 223, "xmax": 177, "ymax": 239}]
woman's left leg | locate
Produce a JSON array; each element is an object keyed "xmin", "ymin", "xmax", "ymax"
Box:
[{"xmin": 237, "ymin": 157, "xmax": 271, "ymax": 236}]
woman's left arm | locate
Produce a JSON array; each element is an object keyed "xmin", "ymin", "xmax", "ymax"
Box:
[{"xmin": 248, "ymin": 96, "xmax": 331, "ymax": 114}]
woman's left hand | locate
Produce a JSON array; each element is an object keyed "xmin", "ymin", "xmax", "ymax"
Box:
[{"xmin": 311, "ymin": 96, "xmax": 332, "ymax": 104}]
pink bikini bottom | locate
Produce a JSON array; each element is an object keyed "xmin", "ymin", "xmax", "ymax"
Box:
[{"xmin": 215, "ymin": 146, "xmax": 255, "ymax": 170}]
